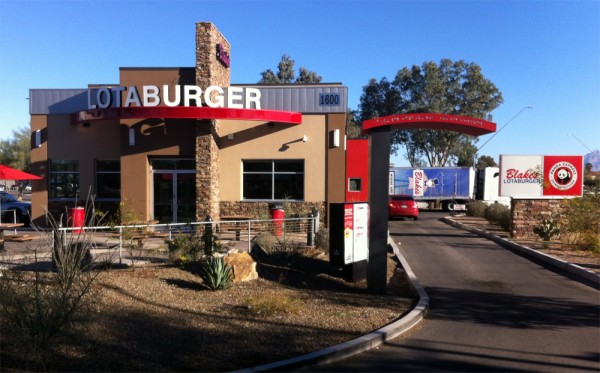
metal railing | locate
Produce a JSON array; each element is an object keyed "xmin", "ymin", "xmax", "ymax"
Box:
[{"xmin": 57, "ymin": 216, "xmax": 318, "ymax": 264}]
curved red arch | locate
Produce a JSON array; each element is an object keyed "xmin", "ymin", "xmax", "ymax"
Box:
[
  {"xmin": 363, "ymin": 113, "xmax": 496, "ymax": 136},
  {"xmin": 71, "ymin": 106, "xmax": 302, "ymax": 125}
]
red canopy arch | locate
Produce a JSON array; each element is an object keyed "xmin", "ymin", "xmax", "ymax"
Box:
[
  {"xmin": 362, "ymin": 113, "xmax": 496, "ymax": 136},
  {"xmin": 364, "ymin": 112, "xmax": 496, "ymax": 294}
]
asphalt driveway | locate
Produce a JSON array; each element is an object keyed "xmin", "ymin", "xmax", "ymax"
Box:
[{"xmin": 321, "ymin": 211, "xmax": 600, "ymax": 372}]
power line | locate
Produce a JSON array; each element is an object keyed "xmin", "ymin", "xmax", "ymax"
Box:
[
  {"xmin": 569, "ymin": 133, "xmax": 594, "ymax": 153},
  {"xmin": 478, "ymin": 106, "xmax": 533, "ymax": 152}
]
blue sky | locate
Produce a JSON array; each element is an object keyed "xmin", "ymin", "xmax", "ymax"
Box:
[{"xmin": 0, "ymin": 0, "xmax": 598, "ymax": 167}]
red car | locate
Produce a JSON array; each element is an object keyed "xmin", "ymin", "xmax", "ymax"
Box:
[{"xmin": 388, "ymin": 194, "xmax": 419, "ymax": 220}]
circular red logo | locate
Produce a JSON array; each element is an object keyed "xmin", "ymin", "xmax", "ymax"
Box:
[{"xmin": 549, "ymin": 162, "xmax": 577, "ymax": 191}]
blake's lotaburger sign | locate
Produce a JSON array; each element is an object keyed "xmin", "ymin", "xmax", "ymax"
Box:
[{"xmin": 499, "ymin": 155, "xmax": 584, "ymax": 198}]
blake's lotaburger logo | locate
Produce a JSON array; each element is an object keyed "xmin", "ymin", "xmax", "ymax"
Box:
[
  {"xmin": 504, "ymin": 168, "xmax": 540, "ymax": 184},
  {"xmin": 549, "ymin": 161, "xmax": 578, "ymax": 191},
  {"xmin": 413, "ymin": 170, "xmax": 424, "ymax": 196}
]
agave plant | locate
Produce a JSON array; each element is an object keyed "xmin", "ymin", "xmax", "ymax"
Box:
[{"xmin": 200, "ymin": 256, "xmax": 234, "ymax": 290}]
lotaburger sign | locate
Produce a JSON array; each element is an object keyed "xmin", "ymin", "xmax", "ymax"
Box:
[
  {"xmin": 87, "ymin": 85, "xmax": 261, "ymax": 110},
  {"xmin": 499, "ymin": 155, "xmax": 583, "ymax": 198}
]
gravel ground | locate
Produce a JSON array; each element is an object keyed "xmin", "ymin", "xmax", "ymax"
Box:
[
  {"xmin": 2, "ymin": 216, "xmax": 597, "ymax": 371},
  {"xmin": 0, "ymin": 247, "xmax": 415, "ymax": 372}
]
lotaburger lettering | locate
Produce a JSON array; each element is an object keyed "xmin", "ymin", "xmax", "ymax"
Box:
[{"xmin": 87, "ymin": 85, "xmax": 261, "ymax": 110}]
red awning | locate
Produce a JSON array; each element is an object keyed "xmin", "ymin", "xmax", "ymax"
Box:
[{"xmin": 72, "ymin": 106, "xmax": 302, "ymax": 125}]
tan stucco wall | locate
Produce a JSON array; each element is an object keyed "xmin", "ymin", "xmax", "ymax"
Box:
[
  {"xmin": 30, "ymin": 114, "xmax": 121, "ymax": 223},
  {"xmin": 219, "ymin": 115, "xmax": 326, "ymax": 202},
  {"xmin": 119, "ymin": 118, "xmax": 197, "ymax": 221},
  {"xmin": 118, "ymin": 68, "xmax": 196, "ymax": 221},
  {"xmin": 119, "ymin": 67, "xmax": 195, "ymax": 94}
]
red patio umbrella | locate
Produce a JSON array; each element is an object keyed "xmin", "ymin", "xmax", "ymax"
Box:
[
  {"xmin": 0, "ymin": 164, "xmax": 42, "ymax": 181},
  {"xmin": 0, "ymin": 164, "xmax": 42, "ymax": 224}
]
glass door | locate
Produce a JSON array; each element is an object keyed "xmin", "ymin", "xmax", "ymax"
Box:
[
  {"xmin": 175, "ymin": 173, "xmax": 196, "ymax": 223},
  {"xmin": 152, "ymin": 159, "xmax": 196, "ymax": 223}
]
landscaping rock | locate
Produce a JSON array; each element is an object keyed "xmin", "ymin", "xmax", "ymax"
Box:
[{"xmin": 224, "ymin": 252, "xmax": 258, "ymax": 282}]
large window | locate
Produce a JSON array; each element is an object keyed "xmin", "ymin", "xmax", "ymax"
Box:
[
  {"xmin": 49, "ymin": 160, "xmax": 79, "ymax": 199},
  {"xmin": 96, "ymin": 160, "xmax": 120, "ymax": 200},
  {"xmin": 243, "ymin": 160, "xmax": 304, "ymax": 200}
]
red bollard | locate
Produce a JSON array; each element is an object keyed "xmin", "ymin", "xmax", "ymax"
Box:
[
  {"xmin": 69, "ymin": 207, "xmax": 85, "ymax": 233},
  {"xmin": 269, "ymin": 203, "xmax": 285, "ymax": 237}
]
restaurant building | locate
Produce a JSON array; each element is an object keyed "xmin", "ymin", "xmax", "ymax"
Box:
[{"xmin": 28, "ymin": 22, "xmax": 365, "ymax": 226}]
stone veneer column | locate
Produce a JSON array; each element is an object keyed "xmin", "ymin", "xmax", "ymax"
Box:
[
  {"xmin": 511, "ymin": 199, "xmax": 567, "ymax": 240},
  {"xmin": 195, "ymin": 22, "xmax": 231, "ymax": 220}
]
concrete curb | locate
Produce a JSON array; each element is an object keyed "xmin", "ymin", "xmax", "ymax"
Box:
[
  {"xmin": 441, "ymin": 216, "xmax": 600, "ymax": 288},
  {"xmin": 233, "ymin": 238, "xmax": 429, "ymax": 372}
]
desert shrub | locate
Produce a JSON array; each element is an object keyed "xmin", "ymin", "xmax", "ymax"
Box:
[
  {"xmin": 253, "ymin": 232, "xmax": 277, "ymax": 252},
  {"xmin": 0, "ymin": 201, "xmax": 103, "ymax": 370},
  {"xmin": 199, "ymin": 256, "xmax": 234, "ymax": 290},
  {"xmin": 166, "ymin": 233, "xmax": 203, "ymax": 262},
  {"xmin": 484, "ymin": 203, "xmax": 511, "ymax": 231},
  {"xmin": 466, "ymin": 201, "xmax": 487, "ymax": 218},
  {"xmin": 573, "ymin": 231, "xmax": 600, "ymax": 253},
  {"xmin": 253, "ymin": 232, "xmax": 303, "ymax": 255},
  {"xmin": 166, "ymin": 229, "xmax": 224, "ymax": 263},
  {"xmin": 52, "ymin": 239, "xmax": 93, "ymax": 279},
  {"xmin": 244, "ymin": 292, "xmax": 303, "ymax": 315},
  {"xmin": 314, "ymin": 227, "xmax": 329, "ymax": 251},
  {"xmin": 562, "ymin": 187, "xmax": 600, "ymax": 252}
]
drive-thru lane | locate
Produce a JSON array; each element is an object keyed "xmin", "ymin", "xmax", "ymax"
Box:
[{"xmin": 321, "ymin": 211, "xmax": 600, "ymax": 372}]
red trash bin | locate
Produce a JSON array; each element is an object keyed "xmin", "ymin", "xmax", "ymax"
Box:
[
  {"xmin": 69, "ymin": 207, "xmax": 85, "ymax": 233},
  {"xmin": 269, "ymin": 203, "xmax": 284, "ymax": 237}
]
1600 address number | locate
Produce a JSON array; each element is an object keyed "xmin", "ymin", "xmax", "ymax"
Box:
[{"xmin": 319, "ymin": 93, "xmax": 340, "ymax": 106}]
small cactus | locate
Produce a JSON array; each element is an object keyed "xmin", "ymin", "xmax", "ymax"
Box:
[{"xmin": 533, "ymin": 218, "xmax": 560, "ymax": 242}]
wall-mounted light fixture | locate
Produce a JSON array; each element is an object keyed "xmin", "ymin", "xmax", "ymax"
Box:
[
  {"xmin": 332, "ymin": 129, "xmax": 340, "ymax": 148},
  {"xmin": 129, "ymin": 128, "xmax": 135, "ymax": 146},
  {"xmin": 35, "ymin": 130, "xmax": 41, "ymax": 148}
]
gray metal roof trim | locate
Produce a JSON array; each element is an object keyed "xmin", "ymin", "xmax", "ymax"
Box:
[
  {"xmin": 29, "ymin": 85, "xmax": 348, "ymax": 115},
  {"xmin": 29, "ymin": 89, "xmax": 88, "ymax": 115}
]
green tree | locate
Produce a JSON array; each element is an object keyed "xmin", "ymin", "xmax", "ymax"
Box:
[
  {"xmin": 0, "ymin": 126, "xmax": 32, "ymax": 171},
  {"xmin": 359, "ymin": 59, "xmax": 503, "ymax": 167},
  {"xmin": 475, "ymin": 155, "xmax": 498, "ymax": 169},
  {"xmin": 258, "ymin": 54, "xmax": 322, "ymax": 84},
  {"xmin": 346, "ymin": 110, "xmax": 363, "ymax": 139}
]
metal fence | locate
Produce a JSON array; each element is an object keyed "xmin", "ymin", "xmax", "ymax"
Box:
[{"xmin": 56, "ymin": 216, "xmax": 318, "ymax": 264}]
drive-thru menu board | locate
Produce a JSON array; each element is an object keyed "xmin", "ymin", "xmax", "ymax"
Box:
[{"xmin": 330, "ymin": 202, "xmax": 369, "ymax": 266}]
